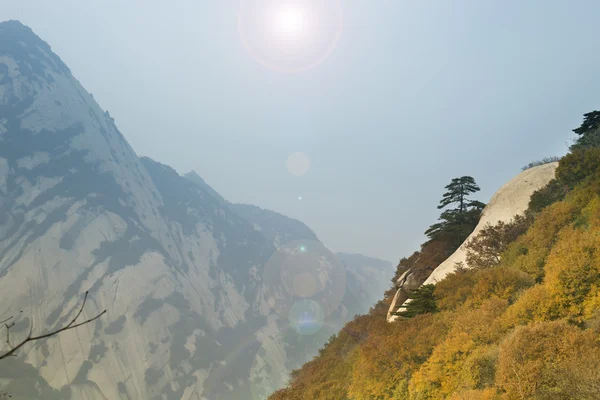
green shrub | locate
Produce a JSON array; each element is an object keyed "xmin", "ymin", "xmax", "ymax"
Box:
[{"xmin": 521, "ymin": 156, "xmax": 560, "ymax": 171}]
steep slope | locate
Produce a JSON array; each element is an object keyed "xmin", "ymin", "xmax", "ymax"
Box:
[
  {"xmin": 0, "ymin": 21, "xmax": 393, "ymax": 400},
  {"xmin": 184, "ymin": 171, "xmax": 227, "ymax": 205},
  {"xmin": 184, "ymin": 173, "xmax": 389, "ymax": 319},
  {"xmin": 225, "ymin": 205, "xmax": 393, "ymax": 396},
  {"xmin": 184, "ymin": 173, "xmax": 318, "ymax": 249},
  {"xmin": 0, "ymin": 20, "xmax": 280, "ymax": 399},
  {"xmin": 229, "ymin": 203, "xmax": 319, "ymax": 248},
  {"xmin": 0, "ymin": 21, "xmax": 352, "ymax": 400},
  {"xmin": 387, "ymin": 162, "xmax": 558, "ymax": 321},
  {"xmin": 269, "ymin": 155, "xmax": 600, "ymax": 398},
  {"xmin": 268, "ymin": 143, "xmax": 600, "ymax": 400},
  {"xmin": 336, "ymin": 253, "xmax": 394, "ymax": 314}
]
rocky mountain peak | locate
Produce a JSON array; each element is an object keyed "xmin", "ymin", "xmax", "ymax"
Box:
[{"xmin": 0, "ymin": 21, "xmax": 393, "ymax": 399}]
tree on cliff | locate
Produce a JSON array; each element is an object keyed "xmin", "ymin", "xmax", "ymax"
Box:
[
  {"xmin": 425, "ymin": 176, "xmax": 485, "ymax": 246},
  {"xmin": 437, "ymin": 176, "xmax": 482, "ymax": 213},
  {"xmin": 393, "ymin": 284, "xmax": 438, "ymax": 318},
  {"xmin": 571, "ymin": 110, "xmax": 600, "ymax": 150}
]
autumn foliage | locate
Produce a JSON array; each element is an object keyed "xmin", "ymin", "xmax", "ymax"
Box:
[{"xmin": 269, "ymin": 140, "xmax": 600, "ymax": 399}]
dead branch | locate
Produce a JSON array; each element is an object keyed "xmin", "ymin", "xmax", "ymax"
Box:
[{"xmin": 0, "ymin": 291, "xmax": 106, "ymax": 360}]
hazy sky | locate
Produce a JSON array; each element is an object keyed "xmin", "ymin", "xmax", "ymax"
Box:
[{"xmin": 2, "ymin": 1, "xmax": 600, "ymax": 262}]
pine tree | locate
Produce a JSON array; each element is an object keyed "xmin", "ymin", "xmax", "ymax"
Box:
[
  {"xmin": 394, "ymin": 284, "xmax": 438, "ymax": 318},
  {"xmin": 425, "ymin": 176, "xmax": 484, "ymax": 244},
  {"xmin": 571, "ymin": 110, "xmax": 600, "ymax": 151},
  {"xmin": 437, "ymin": 176, "xmax": 481, "ymax": 213}
]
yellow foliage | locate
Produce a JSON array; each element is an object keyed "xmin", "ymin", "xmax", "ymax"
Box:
[
  {"xmin": 502, "ymin": 201, "xmax": 578, "ymax": 280},
  {"xmin": 434, "ymin": 269, "xmax": 477, "ymax": 310},
  {"xmin": 450, "ymin": 299, "xmax": 508, "ymax": 344},
  {"xmin": 347, "ymin": 313, "xmax": 450, "ymax": 400},
  {"xmin": 410, "ymin": 332, "xmax": 477, "ymax": 399},
  {"xmin": 447, "ymin": 388, "xmax": 500, "ymax": 400},
  {"xmin": 469, "ymin": 267, "xmax": 533, "ymax": 307},
  {"xmin": 583, "ymin": 286, "xmax": 600, "ymax": 320},
  {"xmin": 502, "ymin": 285, "xmax": 559, "ymax": 327},
  {"xmin": 543, "ymin": 224, "xmax": 600, "ymax": 321},
  {"xmin": 269, "ymin": 157, "xmax": 600, "ymax": 400},
  {"xmin": 496, "ymin": 320, "xmax": 600, "ymax": 399},
  {"xmin": 409, "ymin": 300, "xmax": 506, "ymax": 399},
  {"xmin": 577, "ymin": 194, "xmax": 600, "ymax": 229}
]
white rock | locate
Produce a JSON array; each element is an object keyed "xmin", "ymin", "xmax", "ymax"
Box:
[
  {"xmin": 388, "ymin": 163, "xmax": 558, "ymax": 322},
  {"xmin": 423, "ymin": 162, "xmax": 558, "ymax": 285}
]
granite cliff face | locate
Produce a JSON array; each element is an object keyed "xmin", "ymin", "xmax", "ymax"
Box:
[
  {"xmin": 0, "ymin": 21, "xmax": 390, "ymax": 399},
  {"xmin": 387, "ymin": 163, "xmax": 558, "ymax": 322}
]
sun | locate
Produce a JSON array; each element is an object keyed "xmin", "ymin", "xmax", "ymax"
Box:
[
  {"xmin": 238, "ymin": 0, "xmax": 344, "ymax": 72},
  {"xmin": 271, "ymin": 6, "xmax": 308, "ymax": 37}
]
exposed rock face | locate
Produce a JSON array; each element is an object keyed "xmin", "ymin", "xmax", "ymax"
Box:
[
  {"xmin": 422, "ymin": 162, "xmax": 558, "ymax": 285},
  {"xmin": 387, "ymin": 162, "xmax": 558, "ymax": 322},
  {"xmin": 385, "ymin": 268, "xmax": 419, "ymax": 321},
  {"xmin": 0, "ymin": 21, "xmax": 389, "ymax": 399}
]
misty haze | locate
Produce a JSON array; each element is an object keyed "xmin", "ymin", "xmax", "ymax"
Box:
[{"xmin": 1, "ymin": 1, "xmax": 600, "ymax": 399}]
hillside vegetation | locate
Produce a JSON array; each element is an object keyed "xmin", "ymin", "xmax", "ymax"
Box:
[{"xmin": 269, "ymin": 111, "xmax": 600, "ymax": 400}]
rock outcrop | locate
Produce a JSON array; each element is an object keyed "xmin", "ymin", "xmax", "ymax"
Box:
[
  {"xmin": 385, "ymin": 268, "xmax": 420, "ymax": 321},
  {"xmin": 387, "ymin": 162, "xmax": 558, "ymax": 322}
]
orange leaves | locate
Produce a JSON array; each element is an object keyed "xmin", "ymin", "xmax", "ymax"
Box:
[{"xmin": 269, "ymin": 162, "xmax": 600, "ymax": 400}]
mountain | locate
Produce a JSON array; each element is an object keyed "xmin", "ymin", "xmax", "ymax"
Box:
[
  {"xmin": 0, "ymin": 21, "xmax": 388, "ymax": 400},
  {"xmin": 229, "ymin": 203, "xmax": 319, "ymax": 248},
  {"xmin": 184, "ymin": 171, "xmax": 227, "ymax": 205},
  {"xmin": 336, "ymin": 253, "xmax": 394, "ymax": 315},
  {"xmin": 184, "ymin": 172, "xmax": 320, "ymax": 247}
]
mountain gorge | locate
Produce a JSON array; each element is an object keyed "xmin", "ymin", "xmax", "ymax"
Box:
[{"xmin": 0, "ymin": 21, "xmax": 393, "ymax": 400}]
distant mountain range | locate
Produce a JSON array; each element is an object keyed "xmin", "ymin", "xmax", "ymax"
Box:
[{"xmin": 0, "ymin": 20, "xmax": 393, "ymax": 400}]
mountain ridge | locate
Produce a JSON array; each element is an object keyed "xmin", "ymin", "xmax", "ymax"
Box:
[{"xmin": 0, "ymin": 20, "xmax": 392, "ymax": 399}]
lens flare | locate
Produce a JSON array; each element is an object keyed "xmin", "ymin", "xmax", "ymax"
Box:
[
  {"xmin": 289, "ymin": 299, "xmax": 325, "ymax": 335},
  {"xmin": 238, "ymin": 0, "xmax": 344, "ymax": 73},
  {"xmin": 286, "ymin": 152, "xmax": 311, "ymax": 176},
  {"xmin": 262, "ymin": 240, "xmax": 347, "ymax": 319}
]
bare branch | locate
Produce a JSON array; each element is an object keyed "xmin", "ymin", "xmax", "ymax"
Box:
[
  {"xmin": 5, "ymin": 322, "xmax": 13, "ymax": 348},
  {"xmin": 0, "ymin": 291, "xmax": 106, "ymax": 361}
]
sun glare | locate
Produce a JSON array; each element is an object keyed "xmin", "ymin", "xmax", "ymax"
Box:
[
  {"xmin": 238, "ymin": 0, "xmax": 344, "ymax": 73},
  {"xmin": 272, "ymin": 6, "xmax": 308, "ymax": 37}
]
